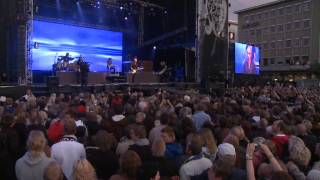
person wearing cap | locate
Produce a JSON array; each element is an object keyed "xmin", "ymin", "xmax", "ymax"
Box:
[
  {"xmin": 217, "ymin": 143, "xmax": 247, "ymax": 180},
  {"xmin": 179, "ymin": 134, "xmax": 212, "ymax": 180}
]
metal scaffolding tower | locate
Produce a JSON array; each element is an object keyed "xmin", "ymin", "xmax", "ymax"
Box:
[
  {"xmin": 16, "ymin": 0, "xmax": 33, "ymax": 84},
  {"xmin": 26, "ymin": 0, "xmax": 34, "ymax": 84}
]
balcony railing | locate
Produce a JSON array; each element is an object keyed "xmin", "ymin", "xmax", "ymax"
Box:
[{"xmin": 261, "ymin": 64, "xmax": 310, "ymax": 71}]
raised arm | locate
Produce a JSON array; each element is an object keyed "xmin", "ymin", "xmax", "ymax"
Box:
[{"xmin": 246, "ymin": 143, "xmax": 256, "ymax": 180}]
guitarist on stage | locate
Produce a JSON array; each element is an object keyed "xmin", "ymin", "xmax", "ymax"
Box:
[
  {"xmin": 130, "ymin": 56, "xmax": 139, "ymax": 74},
  {"xmin": 130, "ymin": 56, "xmax": 139, "ymax": 82}
]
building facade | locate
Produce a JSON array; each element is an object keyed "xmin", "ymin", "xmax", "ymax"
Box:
[
  {"xmin": 229, "ymin": 20, "xmax": 238, "ymax": 43},
  {"xmin": 236, "ymin": 0, "xmax": 320, "ymax": 81}
]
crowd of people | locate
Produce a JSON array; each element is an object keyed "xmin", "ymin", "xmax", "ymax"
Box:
[{"xmin": 1, "ymin": 85, "xmax": 320, "ymax": 180}]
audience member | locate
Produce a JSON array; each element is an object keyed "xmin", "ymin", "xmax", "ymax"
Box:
[
  {"xmin": 110, "ymin": 150, "xmax": 142, "ymax": 180},
  {"xmin": 43, "ymin": 161, "xmax": 65, "ymax": 180},
  {"xmin": 0, "ymin": 85, "xmax": 319, "ymax": 180},
  {"xmin": 72, "ymin": 159, "xmax": 97, "ymax": 180},
  {"xmin": 15, "ymin": 130, "xmax": 53, "ymax": 180},
  {"xmin": 51, "ymin": 119, "xmax": 86, "ymax": 180}
]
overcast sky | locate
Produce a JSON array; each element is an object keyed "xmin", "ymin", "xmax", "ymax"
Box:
[{"xmin": 229, "ymin": 0, "xmax": 277, "ymax": 21}]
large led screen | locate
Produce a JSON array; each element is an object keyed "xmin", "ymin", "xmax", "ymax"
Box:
[
  {"xmin": 235, "ymin": 43, "xmax": 260, "ymax": 75},
  {"xmin": 31, "ymin": 20, "xmax": 123, "ymax": 72}
]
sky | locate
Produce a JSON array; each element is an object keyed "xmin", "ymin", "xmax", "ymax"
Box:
[{"xmin": 229, "ymin": 0, "xmax": 278, "ymax": 21}]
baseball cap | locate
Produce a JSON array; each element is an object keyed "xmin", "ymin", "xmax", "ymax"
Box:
[{"xmin": 218, "ymin": 143, "xmax": 236, "ymax": 156}]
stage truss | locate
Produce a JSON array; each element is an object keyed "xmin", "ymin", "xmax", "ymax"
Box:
[{"xmin": 26, "ymin": 0, "xmax": 34, "ymax": 84}]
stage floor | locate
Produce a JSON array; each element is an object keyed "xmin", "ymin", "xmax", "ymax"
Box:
[{"xmin": 0, "ymin": 82, "xmax": 200, "ymax": 99}]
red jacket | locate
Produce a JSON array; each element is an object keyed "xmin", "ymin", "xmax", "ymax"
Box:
[{"xmin": 271, "ymin": 134, "xmax": 289, "ymax": 157}]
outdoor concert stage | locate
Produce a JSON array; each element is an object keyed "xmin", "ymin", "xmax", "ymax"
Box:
[{"xmin": 0, "ymin": 82, "xmax": 200, "ymax": 99}]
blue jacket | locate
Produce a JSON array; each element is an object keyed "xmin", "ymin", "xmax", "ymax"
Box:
[{"xmin": 165, "ymin": 143, "xmax": 183, "ymax": 159}]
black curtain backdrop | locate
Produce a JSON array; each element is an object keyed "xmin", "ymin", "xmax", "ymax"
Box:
[{"xmin": 0, "ymin": 0, "xmax": 19, "ymax": 82}]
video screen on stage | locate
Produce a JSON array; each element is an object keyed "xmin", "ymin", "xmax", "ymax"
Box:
[
  {"xmin": 31, "ymin": 20, "xmax": 123, "ymax": 72},
  {"xmin": 235, "ymin": 43, "xmax": 260, "ymax": 75}
]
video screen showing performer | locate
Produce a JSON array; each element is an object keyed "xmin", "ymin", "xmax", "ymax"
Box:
[{"xmin": 235, "ymin": 43, "xmax": 260, "ymax": 75}]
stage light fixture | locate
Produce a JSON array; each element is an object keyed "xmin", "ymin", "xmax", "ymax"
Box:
[
  {"xmin": 120, "ymin": 6, "xmax": 123, "ymax": 10},
  {"xmin": 124, "ymin": 16, "xmax": 128, "ymax": 20},
  {"xmin": 153, "ymin": 46, "xmax": 157, "ymax": 50}
]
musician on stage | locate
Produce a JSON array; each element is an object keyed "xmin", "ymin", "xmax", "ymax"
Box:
[
  {"xmin": 158, "ymin": 60, "xmax": 168, "ymax": 82},
  {"xmin": 106, "ymin": 58, "xmax": 116, "ymax": 73},
  {"xmin": 130, "ymin": 56, "xmax": 139, "ymax": 73},
  {"xmin": 62, "ymin": 52, "xmax": 74, "ymax": 63},
  {"xmin": 61, "ymin": 52, "xmax": 74, "ymax": 71},
  {"xmin": 130, "ymin": 56, "xmax": 140, "ymax": 83},
  {"xmin": 77, "ymin": 56, "xmax": 89, "ymax": 86}
]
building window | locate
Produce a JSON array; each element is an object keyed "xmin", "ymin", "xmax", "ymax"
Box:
[
  {"xmin": 285, "ymin": 40, "xmax": 292, "ymax": 47},
  {"xmin": 277, "ymin": 41, "xmax": 283, "ymax": 49},
  {"xmin": 302, "ymin": 38, "xmax": 310, "ymax": 46},
  {"xmin": 264, "ymin": 42, "xmax": 269, "ymax": 50},
  {"xmin": 257, "ymin": 13, "xmax": 262, "ymax": 20},
  {"xmin": 294, "ymin": 21, "xmax": 301, "ymax": 29},
  {"xmin": 270, "ymin": 58, "xmax": 275, "ymax": 64},
  {"xmin": 277, "ymin": 60, "xmax": 283, "ymax": 65},
  {"xmin": 244, "ymin": 16, "xmax": 250, "ymax": 23},
  {"xmin": 250, "ymin": 15, "xmax": 255, "ymax": 21},
  {"xmin": 294, "ymin": 4, "xmax": 301, "ymax": 13},
  {"xmin": 286, "ymin": 23, "xmax": 292, "ymax": 31},
  {"xmin": 294, "ymin": 56, "xmax": 300, "ymax": 65},
  {"xmin": 250, "ymin": 30, "xmax": 255, "ymax": 36},
  {"xmin": 279, "ymin": 8, "xmax": 284, "ymax": 16},
  {"xmin": 263, "ymin": 58, "xmax": 269, "ymax": 66},
  {"xmin": 271, "ymin": 42, "xmax": 276, "ymax": 49},
  {"xmin": 242, "ymin": 31, "xmax": 248, "ymax": 40},
  {"xmin": 294, "ymin": 39, "xmax": 300, "ymax": 47},
  {"xmin": 277, "ymin": 25, "xmax": 283, "ymax": 32},
  {"xmin": 286, "ymin": 6, "xmax": 292, "ymax": 14},
  {"xmin": 303, "ymin": 2, "xmax": 311, "ymax": 12},
  {"xmin": 263, "ymin": 12, "xmax": 269, "ymax": 19},
  {"xmin": 272, "ymin": 9, "xmax": 277, "ymax": 17},
  {"xmin": 302, "ymin": 56, "xmax": 309, "ymax": 65},
  {"xmin": 303, "ymin": 20, "xmax": 310, "ymax": 28},
  {"xmin": 270, "ymin": 26, "xmax": 276, "ymax": 33},
  {"xmin": 285, "ymin": 57, "xmax": 292, "ymax": 65},
  {"xmin": 263, "ymin": 28, "xmax": 269, "ymax": 35}
]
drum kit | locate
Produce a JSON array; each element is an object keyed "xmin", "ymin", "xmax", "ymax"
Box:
[{"xmin": 53, "ymin": 54, "xmax": 88, "ymax": 72}]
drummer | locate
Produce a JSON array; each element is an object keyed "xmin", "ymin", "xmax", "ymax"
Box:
[{"xmin": 62, "ymin": 53, "xmax": 73, "ymax": 62}]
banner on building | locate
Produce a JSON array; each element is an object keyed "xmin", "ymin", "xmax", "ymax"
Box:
[{"xmin": 196, "ymin": 0, "xmax": 228, "ymax": 82}]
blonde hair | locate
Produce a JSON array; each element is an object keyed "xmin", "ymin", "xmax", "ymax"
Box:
[
  {"xmin": 289, "ymin": 136, "xmax": 311, "ymax": 167},
  {"xmin": 200, "ymin": 128, "xmax": 217, "ymax": 155},
  {"xmin": 44, "ymin": 161, "xmax": 63, "ymax": 180},
  {"xmin": 27, "ymin": 130, "xmax": 46, "ymax": 157},
  {"xmin": 72, "ymin": 159, "xmax": 97, "ymax": 180},
  {"xmin": 152, "ymin": 139, "xmax": 166, "ymax": 157}
]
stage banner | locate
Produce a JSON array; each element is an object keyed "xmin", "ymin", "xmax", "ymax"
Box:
[{"xmin": 196, "ymin": 0, "xmax": 228, "ymax": 83}]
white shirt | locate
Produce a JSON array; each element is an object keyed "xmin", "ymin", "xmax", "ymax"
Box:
[
  {"xmin": 51, "ymin": 135, "xmax": 86, "ymax": 180},
  {"xmin": 179, "ymin": 155, "xmax": 212, "ymax": 180}
]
